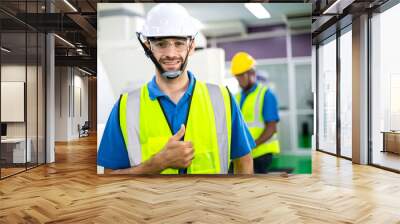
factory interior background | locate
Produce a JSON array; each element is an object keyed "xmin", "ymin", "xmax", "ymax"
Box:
[
  {"xmin": 97, "ymin": 3, "xmax": 312, "ymax": 175},
  {"xmin": 0, "ymin": 1, "xmax": 399, "ymax": 223}
]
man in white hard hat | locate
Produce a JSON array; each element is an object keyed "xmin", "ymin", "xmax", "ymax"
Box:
[{"xmin": 97, "ymin": 3, "xmax": 255, "ymax": 174}]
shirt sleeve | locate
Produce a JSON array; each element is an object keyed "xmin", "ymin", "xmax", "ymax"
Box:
[
  {"xmin": 97, "ymin": 99, "xmax": 131, "ymax": 170},
  {"xmin": 262, "ymin": 89, "xmax": 280, "ymax": 123},
  {"xmin": 229, "ymin": 92, "xmax": 256, "ymax": 160}
]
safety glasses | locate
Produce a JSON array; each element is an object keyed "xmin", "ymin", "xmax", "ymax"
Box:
[{"xmin": 149, "ymin": 38, "xmax": 191, "ymax": 53}]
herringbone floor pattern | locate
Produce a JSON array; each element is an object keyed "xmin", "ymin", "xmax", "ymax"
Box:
[{"xmin": 1, "ymin": 134, "xmax": 400, "ymax": 223}]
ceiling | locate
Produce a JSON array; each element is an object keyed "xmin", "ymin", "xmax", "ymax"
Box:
[
  {"xmin": 0, "ymin": 0, "xmax": 98, "ymax": 73},
  {"xmin": 143, "ymin": 3, "xmax": 311, "ymax": 37},
  {"xmin": 2, "ymin": 0, "xmax": 393, "ymax": 67},
  {"xmin": 0, "ymin": 1, "xmax": 312, "ymax": 75}
]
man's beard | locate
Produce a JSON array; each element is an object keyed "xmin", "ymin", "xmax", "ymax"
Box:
[
  {"xmin": 159, "ymin": 56, "xmax": 183, "ymax": 71},
  {"xmin": 243, "ymin": 82, "xmax": 253, "ymax": 91}
]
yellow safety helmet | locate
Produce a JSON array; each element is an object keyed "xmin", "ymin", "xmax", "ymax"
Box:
[{"xmin": 230, "ymin": 52, "xmax": 256, "ymax": 76}]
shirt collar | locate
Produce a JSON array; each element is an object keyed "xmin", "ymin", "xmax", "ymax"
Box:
[
  {"xmin": 147, "ymin": 70, "xmax": 196, "ymax": 101},
  {"xmin": 242, "ymin": 83, "xmax": 258, "ymax": 96}
]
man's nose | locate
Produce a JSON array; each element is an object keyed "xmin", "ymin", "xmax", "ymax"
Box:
[{"xmin": 163, "ymin": 45, "xmax": 178, "ymax": 56}]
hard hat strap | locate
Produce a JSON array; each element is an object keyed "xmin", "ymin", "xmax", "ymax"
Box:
[
  {"xmin": 137, "ymin": 33, "xmax": 195, "ymax": 80},
  {"xmin": 136, "ymin": 32, "xmax": 168, "ymax": 77},
  {"xmin": 177, "ymin": 37, "xmax": 194, "ymax": 76},
  {"xmin": 160, "ymin": 36, "xmax": 194, "ymax": 80}
]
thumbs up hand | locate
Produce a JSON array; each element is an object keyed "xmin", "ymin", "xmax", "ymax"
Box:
[
  {"xmin": 170, "ymin": 123, "xmax": 186, "ymax": 141},
  {"xmin": 157, "ymin": 124, "xmax": 194, "ymax": 170}
]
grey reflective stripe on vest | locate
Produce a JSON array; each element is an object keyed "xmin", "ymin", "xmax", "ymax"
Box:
[
  {"xmin": 126, "ymin": 88, "xmax": 142, "ymax": 166},
  {"xmin": 206, "ymin": 84, "xmax": 229, "ymax": 174},
  {"xmin": 246, "ymin": 86, "xmax": 265, "ymax": 128}
]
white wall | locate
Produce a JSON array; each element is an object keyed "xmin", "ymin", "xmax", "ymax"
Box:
[
  {"xmin": 1, "ymin": 82, "xmax": 24, "ymax": 123},
  {"xmin": 72, "ymin": 70, "xmax": 88, "ymax": 140},
  {"xmin": 55, "ymin": 67, "xmax": 68, "ymax": 141},
  {"xmin": 1, "ymin": 65, "xmax": 27, "ymax": 143},
  {"xmin": 1, "ymin": 63, "xmax": 46, "ymax": 164},
  {"xmin": 1, "ymin": 65, "xmax": 32, "ymax": 138},
  {"xmin": 55, "ymin": 67, "xmax": 89, "ymax": 141}
]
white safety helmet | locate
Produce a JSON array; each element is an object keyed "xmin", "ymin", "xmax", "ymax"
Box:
[
  {"xmin": 195, "ymin": 32, "xmax": 207, "ymax": 50},
  {"xmin": 137, "ymin": 3, "xmax": 199, "ymax": 79},
  {"xmin": 141, "ymin": 3, "xmax": 198, "ymax": 38}
]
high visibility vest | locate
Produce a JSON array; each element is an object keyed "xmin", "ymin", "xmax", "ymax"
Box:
[
  {"xmin": 119, "ymin": 80, "xmax": 232, "ymax": 174},
  {"xmin": 236, "ymin": 84, "xmax": 280, "ymax": 158}
]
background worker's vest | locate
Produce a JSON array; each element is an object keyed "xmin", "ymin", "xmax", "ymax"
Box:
[
  {"xmin": 119, "ymin": 80, "xmax": 232, "ymax": 174},
  {"xmin": 236, "ymin": 85, "xmax": 280, "ymax": 158}
]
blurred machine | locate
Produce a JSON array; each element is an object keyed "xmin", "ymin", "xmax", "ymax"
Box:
[{"xmin": 188, "ymin": 48, "xmax": 226, "ymax": 85}]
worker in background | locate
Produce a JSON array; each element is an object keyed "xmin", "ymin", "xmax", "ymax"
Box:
[
  {"xmin": 231, "ymin": 52, "xmax": 280, "ymax": 173},
  {"xmin": 97, "ymin": 4, "xmax": 254, "ymax": 174}
]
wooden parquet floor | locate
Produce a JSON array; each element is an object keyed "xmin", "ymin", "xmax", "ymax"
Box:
[{"xmin": 1, "ymin": 134, "xmax": 400, "ymax": 224}]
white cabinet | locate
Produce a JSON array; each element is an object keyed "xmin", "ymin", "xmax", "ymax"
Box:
[{"xmin": 1, "ymin": 138, "xmax": 31, "ymax": 163}]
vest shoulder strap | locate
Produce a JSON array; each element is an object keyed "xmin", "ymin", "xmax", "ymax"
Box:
[
  {"xmin": 203, "ymin": 82, "xmax": 232, "ymax": 173},
  {"xmin": 119, "ymin": 88, "xmax": 142, "ymax": 166}
]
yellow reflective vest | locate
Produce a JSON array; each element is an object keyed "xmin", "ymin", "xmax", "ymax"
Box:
[
  {"xmin": 119, "ymin": 80, "xmax": 232, "ymax": 174},
  {"xmin": 236, "ymin": 84, "xmax": 280, "ymax": 158}
]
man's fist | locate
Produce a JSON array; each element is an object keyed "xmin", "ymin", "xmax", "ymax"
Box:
[{"xmin": 157, "ymin": 124, "xmax": 194, "ymax": 169}]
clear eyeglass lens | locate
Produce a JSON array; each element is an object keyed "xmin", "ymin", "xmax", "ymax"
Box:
[{"xmin": 150, "ymin": 39, "xmax": 189, "ymax": 52}]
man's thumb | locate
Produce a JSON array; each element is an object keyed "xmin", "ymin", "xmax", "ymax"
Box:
[{"xmin": 171, "ymin": 124, "xmax": 185, "ymax": 141}]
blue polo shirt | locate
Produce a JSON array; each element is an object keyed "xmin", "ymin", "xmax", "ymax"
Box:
[
  {"xmin": 239, "ymin": 83, "xmax": 280, "ymax": 123},
  {"xmin": 97, "ymin": 71, "xmax": 255, "ymax": 169}
]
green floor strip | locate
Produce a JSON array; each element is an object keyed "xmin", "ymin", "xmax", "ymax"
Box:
[{"xmin": 270, "ymin": 154, "xmax": 312, "ymax": 174}]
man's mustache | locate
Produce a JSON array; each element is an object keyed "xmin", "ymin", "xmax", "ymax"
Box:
[{"xmin": 159, "ymin": 57, "xmax": 183, "ymax": 64}]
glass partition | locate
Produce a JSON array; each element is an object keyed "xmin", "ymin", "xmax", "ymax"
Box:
[
  {"xmin": 0, "ymin": 1, "xmax": 46, "ymax": 179},
  {"xmin": 1, "ymin": 30, "xmax": 28, "ymax": 177},
  {"xmin": 371, "ymin": 3, "xmax": 400, "ymax": 171},
  {"xmin": 317, "ymin": 36, "xmax": 337, "ymax": 155},
  {"xmin": 339, "ymin": 27, "xmax": 352, "ymax": 158}
]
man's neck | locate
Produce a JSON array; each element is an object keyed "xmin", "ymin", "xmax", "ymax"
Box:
[{"xmin": 156, "ymin": 70, "xmax": 189, "ymax": 104}]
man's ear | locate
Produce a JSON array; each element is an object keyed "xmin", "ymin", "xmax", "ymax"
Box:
[
  {"xmin": 249, "ymin": 69, "xmax": 257, "ymax": 77},
  {"xmin": 144, "ymin": 41, "xmax": 150, "ymax": 49},
  {"xmin": 189, "ymin": 41, "xmax": 196, "ymax": 56},
  {"xmin": 249, "ymin": 70, "xmax": 257, "ymax": 82}
]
